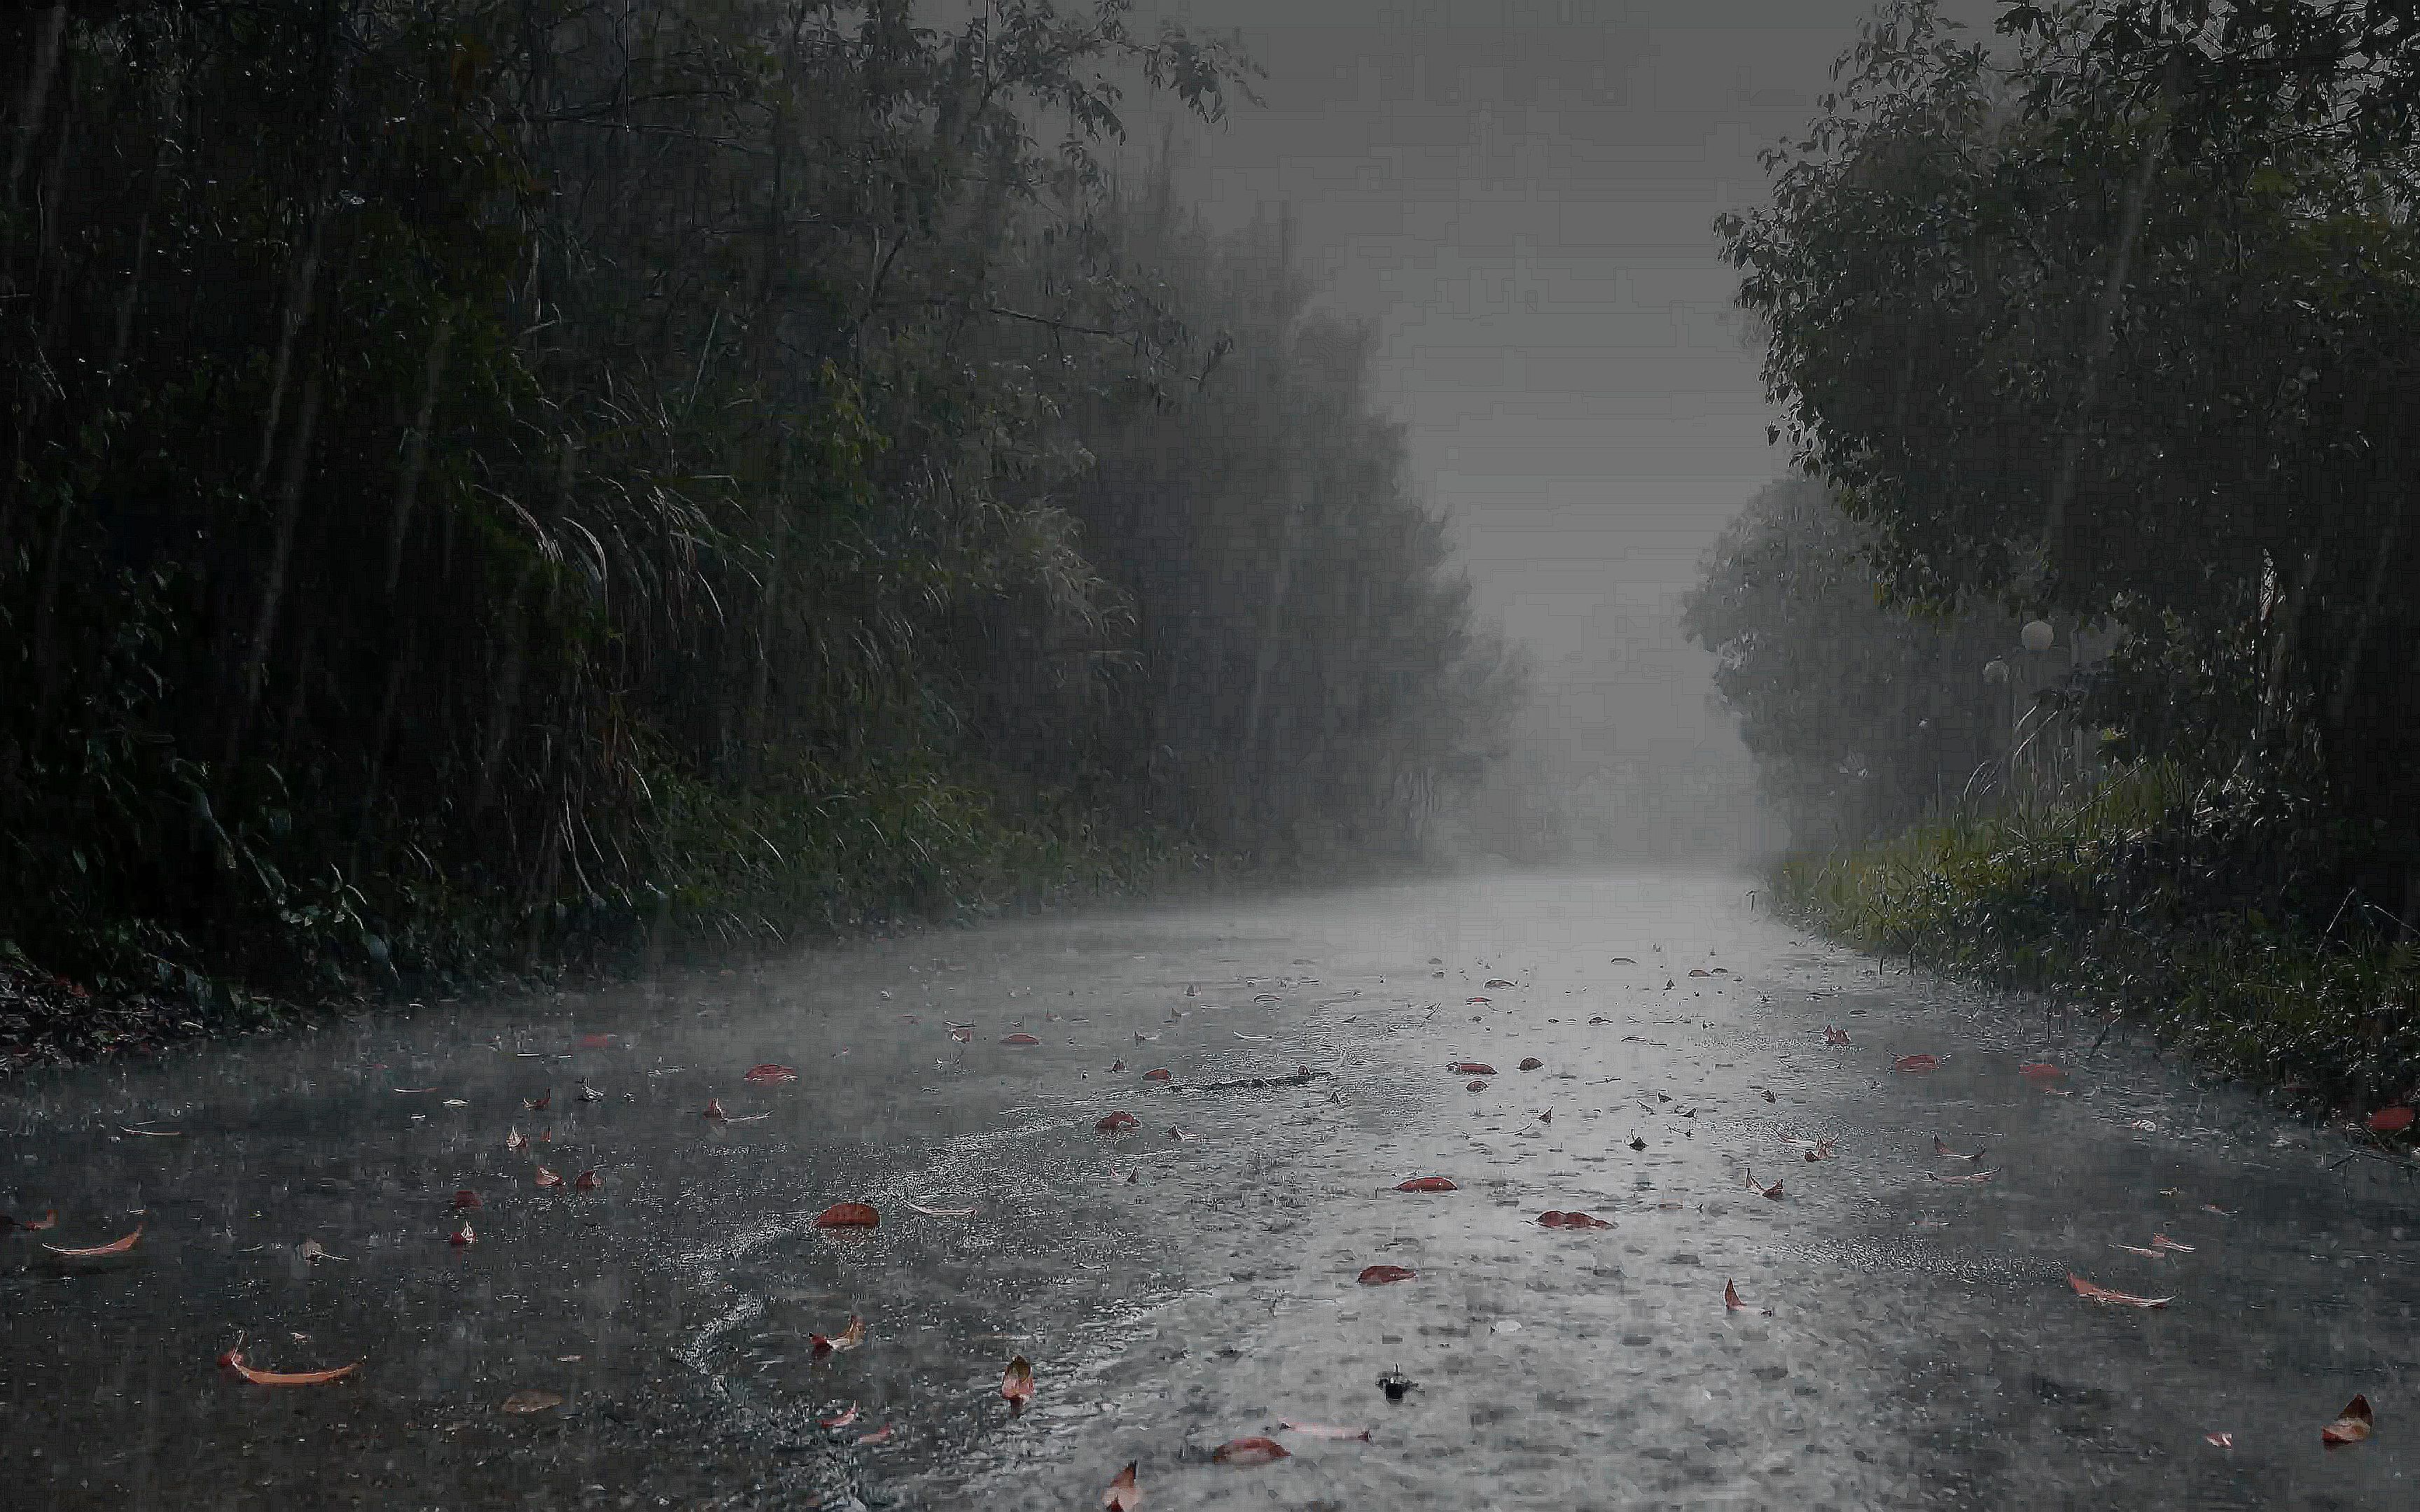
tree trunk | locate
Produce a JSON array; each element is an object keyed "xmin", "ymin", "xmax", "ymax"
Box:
[
  {"xmin": 226, "ymin": 359, "xmax": 327, "ymax": 766},
  {"xmin": 384, "ymin": 307, "xmax": 454, "ymax": 596}
]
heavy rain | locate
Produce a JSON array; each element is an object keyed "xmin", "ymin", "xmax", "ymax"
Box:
[{"xmin": 3, "ymin": 3, "xmax": 2416, "ymax": 1508}]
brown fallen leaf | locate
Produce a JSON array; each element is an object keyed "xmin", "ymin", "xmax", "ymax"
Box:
[
  {"xmin": 574, "ymin": 1170, "xmax": 600, "ymax": 1193},
  {"xmin": 450, "ymin": 1221, "xmax": 476, "ymax": 1247},
  {"xmin": 813, "ymin": 1202, "xmax": 880, "ymax": 1229},
  {"xmin": 501, "ymin": 1389, "xmax": 564, "ymax": 1414},
  {"xmin": 1466, "ymin": 1079, "xmax": 1489, "ymax": 1092},
  {"xmin": 454, "ymin": 1189, "xmax": 482, "ymax": 1210},
  {"xmin": 1001, "ymin": 1354, "xmax": 1036, "ymax": 1413},
  {"xmin": 42, "ymin": 1224, "xmax": 141, "ymax": 1259},
  {"xmin": 821, "ymin": 1404, "xmax": 859, "ymax": 1429},
  {"xmin": 1357, "ymin": 1264, "xmax": 1417, "ymax": 1284},
  {"xmin": 1451, "ymin": 1062, "xmax": 1496, "ymax": 1076},
  {"xmin": 534, "ymin": 1166, "xmax": 562, "ymax": 1189},
  {"xmin": 2, "ymin": 1209, "xmax": 59, "ymax": 1232},
  {"xmin": 742, "ymin": 1063, "xmax": 799, "ymax": 1085},
  {"xmin": 219, "ymin": 1348, "xmax": 359, "ymax": 1385},
  {"xmin": 1211, "ymin": 1436, "xmax": 1291, "ymax": 1466},
  {"xmin": 1097, "ymin": 1111, "xmax": 1141, "ymax": 1133},
  {"xmin": 1519, "ymin": 1057, "xmax": 1544, "ymax": 1071},
  {"xmin": 1929, "ymin": 1168, "xmax": 1999, "ymax": 1184},
  {"xmin": 1000, "ymin": 1033, "xmax": 1041, "ymax": 1046},
  {"xmin": 1746, "ymin": 1167, "xmax": 1783, "ymax": 1200},
  {"xmin": 1278, "ymin": 1420, "xmax": 1372, "ymax": 1441},
  {"xmin": 1537, "ymin": 1210, "xmax": 1613, "ymax": 1229},
  {"xmin": 1934, "ymin": 1135, "xmax": 1981, "ymax": 1161},
  {"xmin": 1802, "ymin": 1138, "xmax": 1837, "ymax": 1163},
  {"xmin": 809, "ymin": 1315, "xmax": 865, "ymax": 1354},
  {"xmin": 1394, "ymin": 1176, "xmax": 1456, "ymax": 1192},
  {"xmin": 1823, "ymin": 1025, "xmax": 1850, "ymax": 1045},
  {"xmin": 1723, "ymin": 1278, "xmax": 1746, "ymax": 1311},
  {"xmin": 2367, "ymin": 1106, "xmax": 2414, "ymax": 1133},
  {"xmin": 506, "ymin": 1127, "xmax": 527, "ymax": 1152},
  {"xmin": 1894, "ymin": 1054, "xmax": 1940, "ymax": 1072},
  {"xmin": 856, "ymin": 1424, "xmax": 893, "ymax": 1445},
  {"xmin": 2150, "ymin": 1233, "xmax": 2195, "ymax": 1252},
  {"xmin": 2111, "ymin": 1243, "xmax": 2163, "ymax": 1259},
  {"xmin": 1103, "ymin": 1460, "xmax": 1142, "ymax": 1511},
  {"xmin": 1142, "ymin": 1068, "xmax": 1171, "ymax": 1082},
  {"xmin": 2323, "ymin": 1394, "xmax": 2373, "ymax": 1448},
  {"xmin": 2017, "ymin": 1063, "xmax": 2067, "ymax": 1082},
  {"xmin": 2205, "ymin": 1431, "xmax": 2234, "ymax": 1448},
  {"xmin": 2067, "ymin": 1273, "xmax": 2171, "ymax": 1308}
]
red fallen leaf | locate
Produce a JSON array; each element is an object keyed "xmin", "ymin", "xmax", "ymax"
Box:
[
  {"xmin": 703, "ymin": 1098, "xmax": 729, "ymax": 1121},
  {"xmin": 821, "ymin": 1404, "xmax": 859, "ymax": 1429},
  {"xmin": 1724, "ymin": 1278, "xmax": 1746, "ymax": 1311},
  {"xmin": 1466, "ymin": 1079, "xmax": 1489, "ymax": 1092},
  {"xmin": 42, "ymin": 1224, "xmax": 141, "ymax": 1259},
  {"xmin": 1358, "ymin": 1264, "xmax": 1417, "ymax": 1284},
  {"xmin": 1000, "ymin": 1033, "xmax": 1041, "ymax": 1046},
  {"xmin": 3, "ymin": 1209, "xmax": 59, "ymax": 1231},
  {"xmin": 2150, "ymin": 1233, "xmax": 2195, "ymax": 1252},
  {"xmin": 453, "ymin": 1190, "xmax": 482, "ymax": 1210},
  {"xmin": 220, "ymin": 1348, "xmax": 360, "ymax": 1385},
  {"xmin": 856, "ymin": 1424, "xmax": 893, "ymax": 1445},
  {"xmin": 2068, "ymin": 1273, "xmax": 2171, "ymax": 1308},
  {"xmin": 2205, "ymin": 1431, "xmax": 2234, "ymax": 1448},
  {"xmin": 743, "ymin": 1063, "xmax": 800, "ymax": 1085},
  {"xmin": 1278, "ymin": 1420, "xmax": 1372, "ymax": 1441},
  {"xmin": 813, "ymin": 1202, "xmax": 880, "ymax": 1229},
  {"xmin": 1518, "ymin": 1057, "xmax": 1544, "ymax": 1070},
  {"xmin": 1143, "ymin": 1068, "xmax": 1171, "ymax": 1082},
  {"xmin": 1097, "ymin": 1110, "xmax": 1142, "ymax": 1133},
  {"xmin": 809, "ymin": 1315, "xmax": 865, "ymax": 1354},
  {"xmin": 1823, "ymin": 1025, "xmax": 1850, "ymax": 1045},
  {"xmin": 1211, "ymin": 1436, "xmax": 1291, "ymax": 1466},
  {"xmin": 524, "ymin": 1090, "xmax": 551, "ymax": 1110},
  {"xmin": 1934, "ymin": 1135, "xmax": 1981, "ymax": 1161},
  {"xmin": 450, "ymin": 1221, "xmax": 476, "ymax": 1247},
  {"xmin": 1894, "ymin": 1054, "xmax": 1940, "ymax": 1072},
  {"xmin": 1001, "ymin": 1354, "xmax": 1036, "ymax": 1410},
  {"xmin": 1104, "ymin": 1460, "xmax": 1142, "ymax": 1511},
  {"xmin": 2323, "ymin": 1394, "xmax": 2373, "ymax": 1447},
  {"xmin": 578, "ymin": 1032, "xmax": 616, "ymax": 1049},
  {"xmin": 1746, "ymin": 1168, "xmax": 1783, "ymax": 1200},
  {"xmin": 2018, "ymin": 1063, "xmax": 2067, "ymax": 1082},
  {"xmin": 1466, "ymin": 997, "xmax": 1492, "ymax": 1007},
  {"xmin": 1930, "ymin": 1168, "xmax": 1999, "ymax": 1184},
  {"xmin": 1538, "ymin": 1211, "xmax": 1612, "ymax": 1229},
  {"xmin": 2204, "ymin": 1204, "xmax": 2234, "ymax": 1217},
  {"xmin": 2367, "ymin": 1106, "xmax": 2414, "ymax": 1133},
  {"xmin": 573, "ymin": 1170, "xmax": 600, "ymax": 1193},
  {"xmin": 506, "ymin": 1126, "xmax": 527, "ymax": 1152},
  {"xmin": 1451, "ymin": 1062, "xmax": 1496, "ymax": 1075},
  {"xmin": 1802, "ymin": 1138, "xmax": 1837, "ymax": 1163},
  {"xmin": 534, "ymin": 1166, "xmax": 562, "ymax": 1189},
  {"xmin": 1394, "ymin": 1177, "xmax": 1457, "ymax": 1192},
  {"xmin": 1166, "ymin": 1126, "xmax": 1202, "ymax": 1142},
  {"xmin": 2111, "ymin": 1243, "xmax": 2163, "ymax": 1259}
]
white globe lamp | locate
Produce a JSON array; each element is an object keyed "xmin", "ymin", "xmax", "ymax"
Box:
[{"xmin": 2020, "ymin": 620, "xmax": 2054, "ymax": 653}]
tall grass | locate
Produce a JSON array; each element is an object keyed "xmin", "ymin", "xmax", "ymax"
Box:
[{"xmin": 1774, "ymin": 762, "xmax": 2420, "ymax": 1108}]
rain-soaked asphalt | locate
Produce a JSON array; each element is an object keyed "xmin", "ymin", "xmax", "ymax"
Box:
[{"xmin": 2, "ymin": 868, "xmax": 2415, "ymax": 1510}]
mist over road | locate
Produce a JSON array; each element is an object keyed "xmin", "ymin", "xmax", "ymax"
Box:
[{"xmin": 4, "ymin": 871, "xmax": 2411, "ymax": 1509}]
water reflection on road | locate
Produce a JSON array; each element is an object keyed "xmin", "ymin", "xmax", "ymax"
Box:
[{"xmin": 2, "ymin": 870, "xmax": 2413, "ymax": 1508}]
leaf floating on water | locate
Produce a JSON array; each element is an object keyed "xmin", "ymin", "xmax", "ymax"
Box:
[
  {"xmin": 501, "ymin": 1389, "xmax": 564, "ymax": 1414},
  {"xmin": 905, "ymin": 1199, "xmax": 977, "ymax": 1217},
  {"xmin": 1802, "ymin": 1138, "xmax": 1837, "ymax": 1163},
  {"xmin": 1000, "ymin": 1033, "xmax": 1041, "ymax": 1046},
  {"xmin": 221, "ymin": 1349, "xmax": 359, "ymax": 1385},
  {"xmin": 1518, "ymin": 1057, "xmax": 1543, "ymax": 1071},
  {"xmin": 809, "ymin": 1315, "xmax": 866, "ymax": 1354},
  {"xmin": 1451, "ymin": 1063, "xmax": 1496, "ymax": 1076},
  {"xmin": 1211, "ymin": 1436, "xmax": 1291, "ymax": 1466},
  {"xmin": 2018, "ymin": 1063, "xmax": 2067, "ymax": 1082},
  {"xmin": 856, "ymin": 1424, "xmax": 893, "ymax": 1446},
  {"xmin": 821, "ymin": 1404, "xmax": 859, "ymax": 1429},
  {"xmin": 1933, "ymin": 1135, "xmax": 1980, "ymax": 1161},
  {"xmin": 1001, "ymin": 1354, "xmax": 1036, "ymax": 1411},
  {"xmin": 813, "ymin": 1202, "xmax": 880, "ymax": 1230},
  {"xmin": 742, "ymin": 1063, "xmax": 799, "ymax": 1085},
  {"xmin": 2323, "ymin": 1394, "xmax": 2374, "ymax": 1448},
  {"xmin": 1141, "ymin": 1068, "xmax": 1171, "ymax": 1082},
  {"xmin": 534, "ymin": 1166, "xmax": 562, "ymax": 1189},
  {"xmin": 43, "ymin": 1224, "xmax": 141, "ymax": 1259},
  {"xmin": 1746, "ymin": 1168, "xmax": 1784, "ymax": 1200},
  {"xmin": 1723, "ymin": 1278, "xmax": 1746, "ymax": 1312},
  {"xmin": 574, "ymin": 1170, "xmax": 600, "ymax": 1193},
  {"xmin": 1929, "ymin": 1168, "xmax": 1998, "ymax": 1184},
  {"xmin": 1358, "ymin": 1264, "xmax": 1417, "ymax": 1284},
  {"xmin": 2067, "ymin": 1273, "xmax": 2170, "ymax": 1308},
  {"xmin": 1394, "ymin": 1177, "xmax": 1456, "ymax": 1192},
  {"xmin": 1894, "ymin": 1054, "xmax": 1940, "ymax": 1072},
  {"xmin": 1096, "ymin": 1111, "xmax": 1141, "ymax": 1133},
  {"xmin": 1279, "ymin": 1420, "xmax": 1372, "ymax": 1441},
  {"xmin": 2150, "ymin": 1233, "xmax": 2195, "ymax": 1252},
  {"xmin": 2367, "ymin": 1106, "xmax": 2414, "ymax": 1133},
  {"xmin": 2205, "ymin": 1432, "xmax": 2234, "ymax": 1448},
  {"xmin": 524, "ymin": 1090, "xmax": 550, "ymax": 1111},
  {"xmin": 1103, "ymin": 1460, "xmax": 1142, "ymax": 1511},
  {"xmin": 1823, "ymin": 1025, "xmax": 1850, "ymax": 1044}
]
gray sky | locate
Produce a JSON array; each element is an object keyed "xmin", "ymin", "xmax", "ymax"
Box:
[{"xmin": 1145, "ymin": 0, "xmax": 1882, "ymax": 774}]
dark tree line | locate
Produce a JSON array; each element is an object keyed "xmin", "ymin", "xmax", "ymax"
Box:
[
  {"xmin": 1705, "ymin": 0, "xmax": 2420, "ymax": 916},
  {"xmin": 0, "ymin": 0, "xmax": 1517, "ymax": 1002}
]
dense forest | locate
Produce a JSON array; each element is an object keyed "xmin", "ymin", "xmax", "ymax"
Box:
[
  {"xmin": 0, "ymin": 0, "xmax": 1518, "ymax": 1040},
  {"xmin": 1692, "ymin": 0, "xmax": 2420, "ymax": 1100}
]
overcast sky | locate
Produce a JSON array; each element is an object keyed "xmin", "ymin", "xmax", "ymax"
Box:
[{"xmin": 1137, "ymin": 0, "xmax": 1886, "ymax": 774}]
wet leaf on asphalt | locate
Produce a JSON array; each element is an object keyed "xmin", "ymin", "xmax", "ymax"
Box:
[
  {"xmin": 219, "ymin": 1349, "xmax": 359, "ymax": 1385},
  {"xmin": 1465, "ymin": 1079, "xmax": 1489, "ymax": 1092},
  {"xmin": 450, "ymin": 1221, "xmax": 475, "ymax": 1247},
  {"xmin": 2150, "ymin": 1233, "xmax": 2194, "ymax": 1252},
  {"xmin": 454, "ymin": 1189, "xmax": 482, "ymax": 1210},
  {"xmin": 2018, "ymin": 1063, "xmax": 2067, "ymax": 1082},
  {"xmin": 821, "ymin": 1404, "xmax": 859, "ymax": 1429},
  {"xmin": 809, "ymin": 1315, "xmax": 866, "ymax": 1354},
  {"xmin": 1933, "ymin": 1135, "xmax": 1980, "ymax": 1161},
  {"xmin": 534, "ymin": 1166, "xmax": 562, "ymax": 1189},
  {"xmin": 2367, "ymin": 1106, "xmax": 2414, "ymax": 1133},
  {"xmin": 1519, "ymin": 1057, "xmax": 1544, "ymax": 1070},
  {"xmin": 1724, "ymin": 1278, "xmax": 1746, "ymax": 1311},
  {"xmin": 1452, "ymin": 1062, "xmax": 1496, "ymax": 1075},
  {"xmin": 1746, "ymin": 1168, "xmax": 1784, "ymax": 1200},
  {"xmin": 1097, "ymin": 1111, "xmax": 1141, "ymax": 1133},
  {"xmin": 2205, "ymin": 1432, "xmax": 2233, "ymax": 1448},
  {"xmin": 1357, "ymin": 1264, "xmax": 1417, "ymax": 1284},
  {"xmin": 1894, "ymin": 1054, "xmax": 1940, "ymax": 1072},
  {"xmin": 42, "ymin": 1224, "xmax": 141, "ymax": 1259},
  {"xmin": 1393, "ymin": 1177, "xmax": 1456, "ymax": 1192},
  {"xmin": 1103, "ymin": 1460, "xmax": 1142, "ymax": 1511},
  {"xmin": 501, "ymin": 1389, "xmax": 564, "ymax": 1413},
  {"xmin": 524, "ymin": 1090, "xmax": 550, "ymax": 1110},
  {"xmin": 906, "ymin": 1199, "xmax": 977, "ymax": 1217},
  {"xmin": 574, "ymin": 1169, "xmax": 600, "ymax": 1192},
  {"xmin": 2323, "ymin": 1394, "xmax": 2373, "ymax": 1448},
  {"xmin": 1823, "ymin": 1026, "xmax": 1850, "ymax": 1045},
  {"xmin": 1279, "ymin": 1420, "xmax": 1372, "ymax": 1441},
  {"xmin": 742, "ymin": 1063, "xmax": 799, "ymax": 1085},
  {"xmin": 506, "ymin": 1127, "xmax": 527, "ymax": 1152},
  {"xmin": 1002, "ymin": 1354, "xmax": 1036, "ymax": 1411},
  {"xmin": 1537, "ymin": 1211, "xmax": 1612, "ymax": 1229},
  {"xmin": 1802, "ymin": 1137, "xmax": 1837, "ymax": 1163},
  {"xmin": 856, "ymin": 1424, "xmax": 893, "ymax": 1445},
  {"xmin": 1211, "ymin": 1436, "xmax": 1291, "ymax": 1466},
  {"xmin": 813, "ymin": 1202, "xmax": 880, "ymax": 1229},
  {"xmin": 1142, "ymin": 1068, "xmax": 1171, "ymax": 1082},
  {"xmin": 1000, "ymin": 1033, "xmax": 1041, "ymax": 1046},
  {"xmin": 2067, "ymin": 1273, "xmax": 2171, "ymax": 1308},
  {"xmin": 3, "ymin": 1209, "xmax": 59, "ymax": 1231},
  {"xmin": 1929, "ymin": 1168, "xmax": 1998, "ymax": 1184}
]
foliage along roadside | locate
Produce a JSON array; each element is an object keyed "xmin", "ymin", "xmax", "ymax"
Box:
[{"xmin": 1772, "ymin": 763, "xmax": 2420, "ymax": 1114}]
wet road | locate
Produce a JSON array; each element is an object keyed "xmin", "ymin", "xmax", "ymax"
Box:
[{"xmin": 2, "ymin": 869, "xmax": 2414, "ymax": 1510}]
